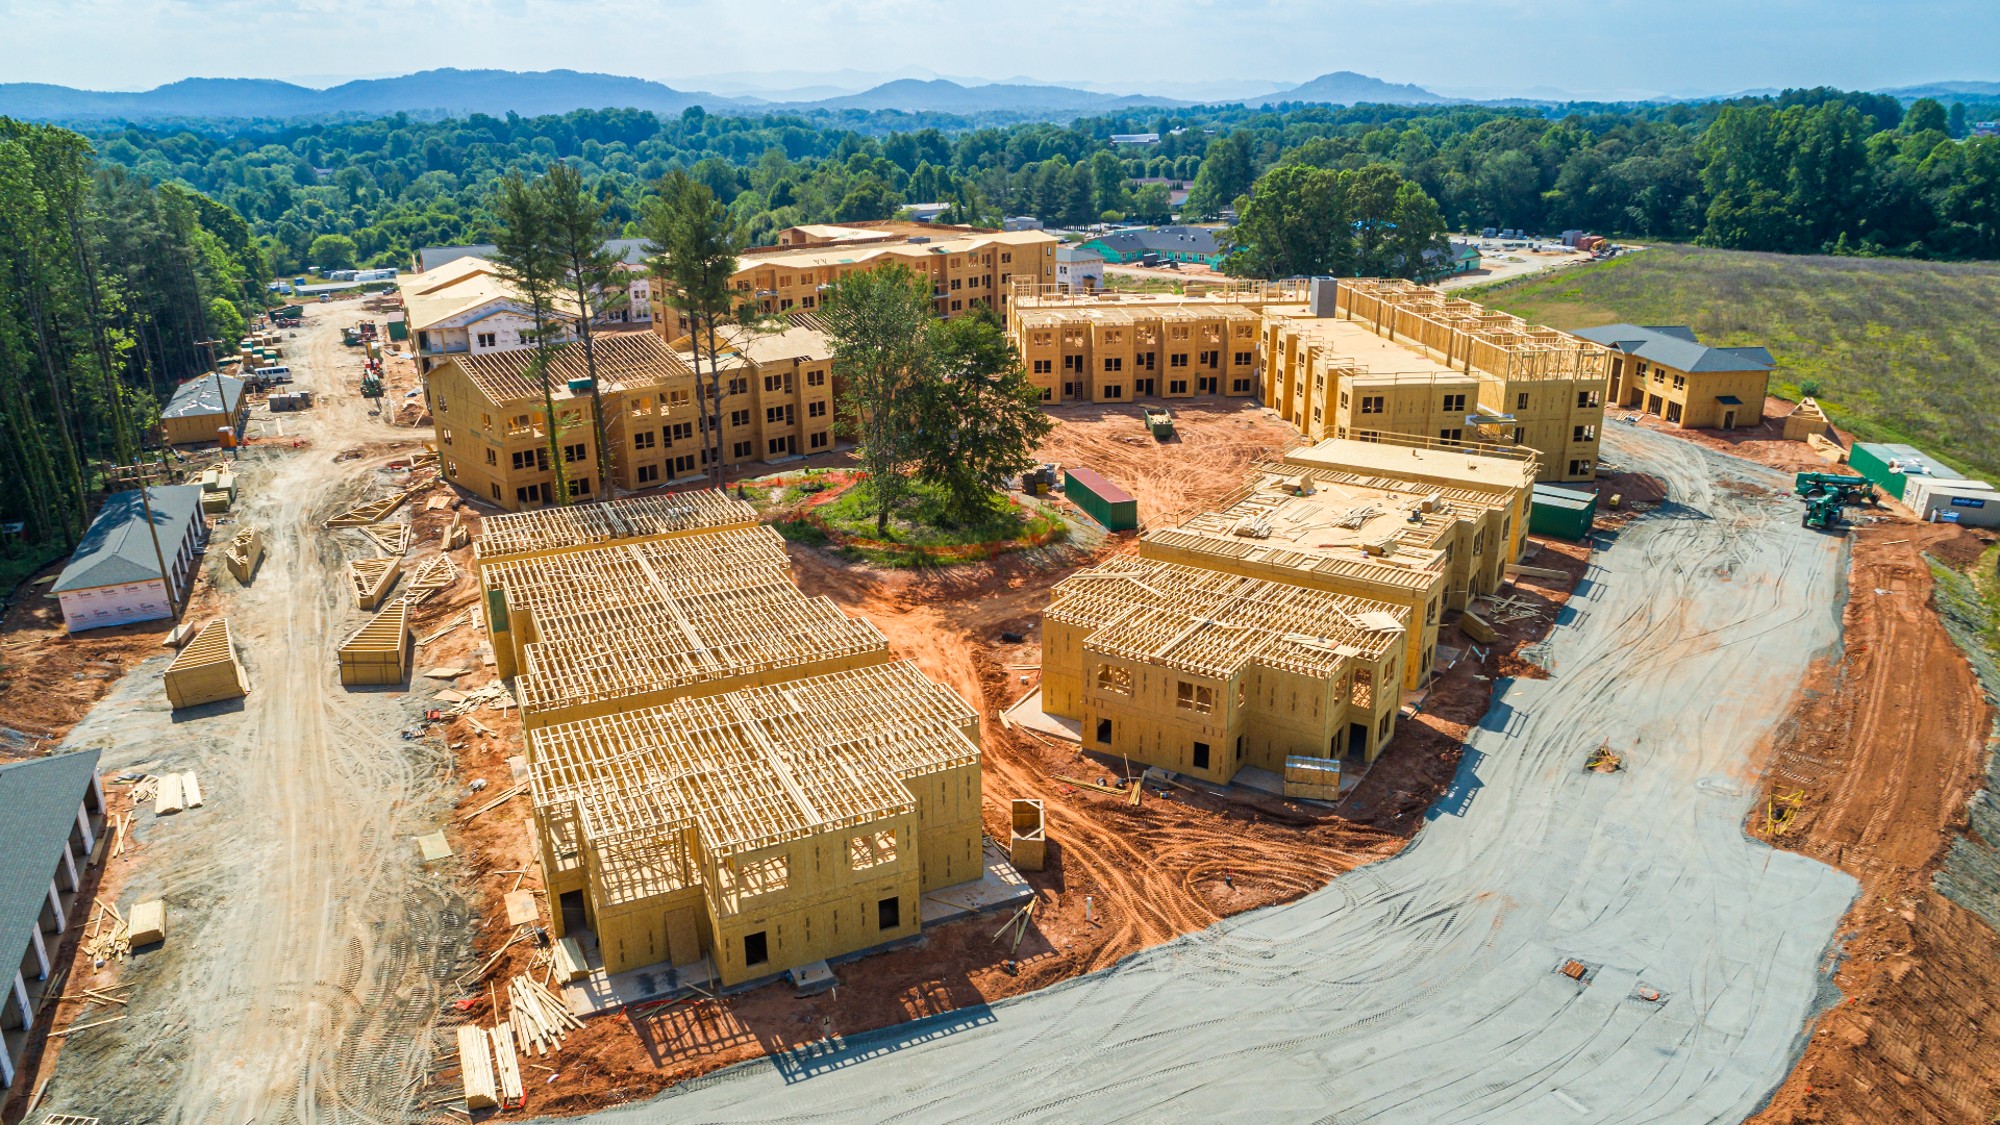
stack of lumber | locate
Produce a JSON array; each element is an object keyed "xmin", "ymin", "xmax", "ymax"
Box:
[
  {"xmin": 441, "ymin": 513, "xmax": 469, "ymax": 551},
  {"xmin": 1282, "ymin": 754, "xmax": 1342, "ymax": 801},
  {"xmin": 456, "ymin": 1024, "xmax": 497, "ymax": 1110},
  {"xmin": 153, "ymin": 773, "xmax": 187, "ymax": 815},
  {"xmin": 507, "ymin": 973, "xmax": 583, "ymax": 1054},
  {"xmin": 552, "ymin": 936, "xmax": 589, "ymax": 982},
  {"xmin": 338, "ymin": 601, "xmax": 410, "ymax": 687},
  {"xmin": 163, "ymin": 619, "xmax": 247, "ymax": 710},
  {"xmin": 398, "ymin": 554, "xmax": 458, "ymax": 606},
  {"xmin": 360, "ymin": 521, "xmax": 412, "ymax": 556},
  {"xmin": 128, "ymin": 899, "xmax": 166, "ymax": 945},
  {"xmin": 327, "ymin": 489, "xmax": 414, "ymax": 528},
  {"xmin": 490, "ymin": 1023, "xmax": 525, "ymax": 1106},
  {"xmin": 349, "ymin": 557, "xmax": 401, "ymax": 610},
  {"xmin": 225, "ymin": 526, "xmax": 263, "ymax": 583}
]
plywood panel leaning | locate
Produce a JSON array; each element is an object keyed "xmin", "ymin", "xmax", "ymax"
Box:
[
  {"xmin": 163, "ymin": 618, "xmax": 248, "ymax": 710},
  {"xmin": 338, "ymin": 601, "xmax": 411, "ymax": 687},
  {"xmin": 1009, "ymin": 798, "xmax": 1046, "ymax": 871}
]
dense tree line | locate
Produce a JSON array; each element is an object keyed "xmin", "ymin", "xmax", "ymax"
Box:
[
  {"xmin": 1, "ymin": 118, "xmax": 268, "ymax": 553},
  {"xmin": 75, "ymin": 89, "xmax": 2000, "ymax": 275}
]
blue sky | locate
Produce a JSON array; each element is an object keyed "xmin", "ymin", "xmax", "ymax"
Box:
[{"xmin": 0, "ymin": 0, "xmax": 1992, "ymax": 96}]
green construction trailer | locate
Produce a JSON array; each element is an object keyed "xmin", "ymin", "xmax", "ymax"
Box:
[{"xmin": 1063, "ymin": 466, "xmax": 1139, "ymax": 531}]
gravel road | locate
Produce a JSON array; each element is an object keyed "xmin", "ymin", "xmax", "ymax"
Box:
[
  {"xmin": 44, "ymin": 307, "xmax": 468, "ymax": 1123},
  {"xmin": 578, "ymin": 422, "xmax": 1860, "ymax": 1124}
]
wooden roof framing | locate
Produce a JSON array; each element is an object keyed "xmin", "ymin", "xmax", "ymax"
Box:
[
  {"xmin": 349, "ymin": 557, "xmax": 401, "ymax": 610},
  {"xmin": 1048, "ymin": 558, "xmax": 1407, "ymax": 680},
  {"xmin": 326, "ymin": 488, "xmax": 416, "ymax": 528},
  {"xmin": 1334, "ymin": 279, "xmax": 1612, "ymax": 385},
  {"xmin": 163, "ymin": 617, "xmax": 247, "ymax": 709},
  {"xmin": 528, "ymin": 662, "xmax": 977, "ymax": 911},
  {"xmin": 358, "ymin": 521, "xmax": 412, "ymax": 557},
  {"xmin": 476, "ymin": 491, "xmax": 756, "ymax": 565},
  {"xmin": 398, "ymin": 553, "xmax": 458, "ymax": 606}
]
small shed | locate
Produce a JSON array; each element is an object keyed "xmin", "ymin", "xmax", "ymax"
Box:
[
  {"xmin": 1529, "ymin": 483, "xmax": 1597, "ymax": 540},
  {"xmin": 160, "ymin": 375, "xmax": 247, "ymax": 447},
  {"xmin": 1848, "ymin": 442, "xmax": 1962, "ymax": 501},
  {"xmin": 1063, "ymin": 467, "xmax": 1138, "ymax": 531}
]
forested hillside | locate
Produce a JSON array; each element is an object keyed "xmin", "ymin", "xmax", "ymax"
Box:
[
  {"xmin": 0, "ymin": 118, "xmax": 268, "ymax": 567},
  {"xmin": 79, "ymin": 88, "xmax": 2000, "ymax": 276}
]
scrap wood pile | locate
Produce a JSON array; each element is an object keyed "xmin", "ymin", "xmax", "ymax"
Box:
[
  {"xmin": 441, "ymin": 682, "xmax": 514, "ymax": 716},
  {"xmin": 83, "ymin": 898, "xmax": 130, "ymax": 966},
  {"xmin": 507, "ymin": 972, "xmax": 583, "ymax": 1054},
  {"xmin": 1475, "ymin": 593, "xmax": 1546, "ymax": 625}
]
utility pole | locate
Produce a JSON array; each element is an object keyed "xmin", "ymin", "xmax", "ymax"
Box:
[
  {"xmin": 195, "ymin": 338, "xmax": 237, "ymax": 462},
  {"xmin": 132, "ymin": 474, "xmax": 184, "ymax": 633}
]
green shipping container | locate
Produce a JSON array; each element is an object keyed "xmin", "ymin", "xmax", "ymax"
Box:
[
  {"xmin": 1064, "ymin": 466, "xmax": 1139, "ymax": 531},
  {"xmin": 1529, "ymin": 483, "xmax": 1597, "ymax": 540},
  {"xmin": 1848, "ymin": 442, "xmax": 1961, "ymax": 501}
]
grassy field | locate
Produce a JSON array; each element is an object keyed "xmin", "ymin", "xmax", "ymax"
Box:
[
  {"xmin": 773, "ymin": 479, "xmax": 1066, "ymax": 567},
  {"xmin": 1468, "ymin": 244, "xmax": 2000, "ymax": 481}
]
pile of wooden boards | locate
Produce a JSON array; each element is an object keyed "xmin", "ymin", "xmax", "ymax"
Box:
[
  {"xmin": 225, "ymin": 526, "xmax": 263, "ymax": 584},
  {"xmin": 1475, "ymin": 593, "xmax": 1545, "ymax": 625},
  {"xmin": 83, "ymin": 899, "xmax": 130, "ymax": 965},
  {"xmin": 442, "ymin": 512, "xmax": 469, "ymax": 551},
  {"xmin": 1282, "ymin": 754, "xmax": 1342, "ymax": 801},
  {"xmin": 456, "ymin": 1025, "xmax": 499, "ymax": 1110},
  {"xmin": 338, "ymin": 601, "xmax": 410, "ymax": 686},
  {"xmin": 162, "ymin": 619, "xmax": 247, "ymax": 710},
  {"xmin": 507, "ymin": 973, "xmax": 583, "ymax": 1054},
  {"xmin": 349, "ymin": 557, "xmax": 401, "ymax": 610},
  {"xmin": 152, "ymin": 770, "xmax": 203, "ymax": 815},
  {"xmin": 128, "ymin": 899, "xmax": 166, "ymax": 945}
]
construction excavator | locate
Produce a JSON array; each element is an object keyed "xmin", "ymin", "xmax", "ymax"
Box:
[{"xmin": 1793, "ymin": 472, "xmax": 1877, "ymax": 531}]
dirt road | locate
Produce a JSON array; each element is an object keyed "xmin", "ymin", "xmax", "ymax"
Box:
[
  {"xmin": 34, "ymin": 306, "xmax": 466, "ymax": 1122},
  {"xmin": 568, "ymin": 422, "xmax": 1862, "ymax": 1124}
]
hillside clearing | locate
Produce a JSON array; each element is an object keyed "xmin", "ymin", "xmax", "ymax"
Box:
[{"xmin": 1470, "ymin": 244, "xmax": 2000, "ymax": 482}]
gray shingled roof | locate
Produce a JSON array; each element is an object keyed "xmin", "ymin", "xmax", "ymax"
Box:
[
  {"xmin": 1571, "ymin": 324, "xmax": 1775, "ymax": 373},
  {"xmin": 1087, "ymin": 225, "xmax": 1223, "ymax": 258},
  {"xmin": 418, "ymin": 239, "xmax": 652, "ymax": 274},
  {"xmin": 51, "ymin": 485, "xmax": 205, "ymax": 594},
  {"xmin": 161, "ymin": 374, "xmax": 245, "ymax": 420},
  {"xmin": 0, "ymin": 750, "xmax": 99, "ymax": 983}
]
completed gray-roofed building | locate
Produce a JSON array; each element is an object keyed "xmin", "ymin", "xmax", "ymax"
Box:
[
  {"xmin": 0, "ymin": 749, "xmax": 106, "ymax": 1092},
  {"xmin": 50, "ymin": 485, "xmax": 208, "ymax": 633},
  {"xmin": 1572, "ymin": 324, "xmax": 1776, "ymax": 430},
  {"xmin": 1079, "ymin": 225, "xmax": 1226, "ymax": 267}
]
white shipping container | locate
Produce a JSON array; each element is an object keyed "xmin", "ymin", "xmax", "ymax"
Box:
[{"xmin": 1906, "ymin": 476, "xmax": 2000, "ymax": 528}]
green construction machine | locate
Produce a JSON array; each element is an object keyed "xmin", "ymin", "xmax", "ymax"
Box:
[
  {"xmin": 1794, "ymin": 472, "xmax": 1876, "ymax": 531},
  {"xmin": 1142, "ymin": 405, "xmax": 1175, "ymax": 441}
]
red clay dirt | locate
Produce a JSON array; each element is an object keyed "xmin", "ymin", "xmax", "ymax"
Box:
[
  {"xmin": 1746, "ymin": 522, "xmax": 2000, "ymax": 1124},
  {"xmin": 420, "ymin": 400, "xmax": 1592, "ymax": 1115}
]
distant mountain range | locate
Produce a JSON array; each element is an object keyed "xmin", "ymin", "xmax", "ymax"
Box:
[{"xmin": 0, "ymin": 67, "xmax": 1989, "ymax": 126}]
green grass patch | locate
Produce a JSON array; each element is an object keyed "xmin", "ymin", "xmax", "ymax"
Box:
[
  {"xmin": 806, "ymin": 480, "xmax": 1066, "ymax": 567},
  {"xmin": 1465, "ymin": 244, "xmax": 2000, "ymax": 482}
]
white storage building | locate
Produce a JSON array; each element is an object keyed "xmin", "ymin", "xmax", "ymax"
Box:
[{"xmin": 50, "ymin": 485, "xmax": 208, "ymax": 632}]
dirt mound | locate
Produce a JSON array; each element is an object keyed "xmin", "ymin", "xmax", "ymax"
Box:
[{"xmin": 1749, "ymin": 522, "xmax": 2000, "ymax": 1124}]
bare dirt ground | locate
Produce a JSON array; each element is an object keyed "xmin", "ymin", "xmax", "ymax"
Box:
[
  {"xmin": 1031, "ymin": 398, "xmax": 1300, "ymax": 525},
  {"xmin": 1746, "ymin": 520, "xmax": 2000, "ymax": 1124},
  {"xmin": 10, "ymin": 301, "xmax": 482, "ymax": 1124}
]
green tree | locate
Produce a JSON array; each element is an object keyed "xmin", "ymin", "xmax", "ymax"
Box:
[
  {"xmin": 910, "ymin": 312, "xmax": 1055, "ymax": 522},
  {"xmin": 488, "ymin": 171, "xmax": 571, "ymax": 504},
  {"xmin": 822, "ymin": 265, "xmax": 932, "ymax": 534},
  {"xmin": 642, "ymin": 169, "xmax": 745, "ymax": 489},
  {"xmin": 1222, "ymin": 164, "xmax": 1349, "ymax": 278},
  {"xmin": 1905, "ymin": 98, "xmax": 1949, "ymax": 137},
  {"xmin": 538, "ymin": 161, "xmax": 623, "ymax": 501},
  {"xmin": 1130, "ymin": 183, "xmax": 1173, "ymax": 224},
  {"xmin": 307, "ymin": 233, "xmax": 357, "ymax": 271},
  {"xmin": 1185, "ymin": 131, "xmax": 1254, "ymax": 218}
]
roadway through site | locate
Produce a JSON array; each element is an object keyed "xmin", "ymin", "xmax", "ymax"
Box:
[{"xmin": 581, "ymin": 422, "xmax": 1860, "ymax": 1124}]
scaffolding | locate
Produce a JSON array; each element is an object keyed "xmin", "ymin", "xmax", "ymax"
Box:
[{"xmin": 476, "ymin": 490, "xmax": 757, "ymax": 566}]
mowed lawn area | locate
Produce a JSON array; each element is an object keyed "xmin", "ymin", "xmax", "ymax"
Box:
[{"xmin": 1471, "ymin": 244, "xmax": 2000, "ymax": 481}]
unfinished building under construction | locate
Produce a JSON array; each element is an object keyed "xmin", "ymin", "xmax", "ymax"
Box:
[
  {"xmin": 478, "ymin": 494, "xmax": 985, "ymax": 987},
  {"xmin": 1262, "ymin": 279, "xmax": 1612, "ymax": 482},
  {"xmin": 1139, "ymin": 435, "xmax": 1535, "ymax": 688},
  {"xmin": 1008, "ymin": 288, "xmax": 1272, "ymax": 405},
  {"xmin": 529, "ymin": 661, "xmax": 983, "ymax": 985},
  {"xmin": 1042, "ymin": 558, "xmax": 1408, "ymax": 780}
]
